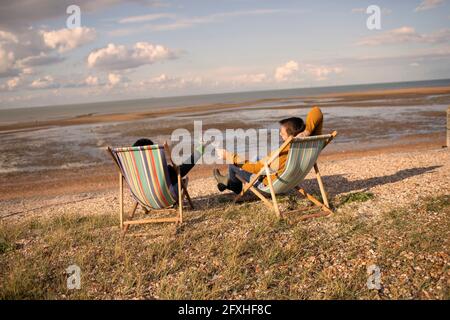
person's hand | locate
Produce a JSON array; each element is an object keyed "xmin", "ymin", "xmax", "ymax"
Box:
[
  {"xmin": 296, "ymin": 130, "xmax": 310, "ymax": 138},
  {"xmin": 163, "ymin": 141, "xmax": 170, "ymax": 153},
  {"xmin": 215, "ymin": 148, "xmax": 228, "ymax": 160},
  {"xmin": 163, "ymin": 141, "xmax": 174, "ymax": 164}
]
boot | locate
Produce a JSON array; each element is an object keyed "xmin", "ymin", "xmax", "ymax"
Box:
[
  {"xmin": 227, "ymin": 181, "xmax": 243, "ymax": 194},
  {"xmin": 213, "ymin": 168, "xmax": 229, "ymax": 185},
  {"xmin": 217, "ymin": 183, "xmax": 227, "ymax": 192}
]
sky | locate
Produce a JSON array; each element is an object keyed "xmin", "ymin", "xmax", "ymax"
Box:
[{"xmin": 0, "ymin": 0, "xmax": 449, "ymax": 108}]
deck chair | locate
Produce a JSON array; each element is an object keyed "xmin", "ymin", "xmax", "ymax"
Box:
[
  {"xmin": 234, "ymin": 131, "xmax": 337, "ymax": 219},
  {"xmin": 107, "ymin": 144, "xmax": 193, "ymax": 233}
]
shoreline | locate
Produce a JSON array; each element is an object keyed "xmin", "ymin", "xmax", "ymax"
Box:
[
  {"xmin": 1, "ymin": 145, "xmax": 448, "ymax": 299},
  {"xmin": 0, "ymin": 84, "xmax": 448, "ymax": 208},
  {"xmin": 1, "ymin": 85, "xmax": 449, "ymax": 133},
  {"xmin": 0, "ymin": 135, "xmax": 445, "ymax": 203}
]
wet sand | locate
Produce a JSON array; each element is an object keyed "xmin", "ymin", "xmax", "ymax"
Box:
[
  {"xmin": 0, "ymin": 85, "xmax": 449, "ymax": 208},
  {"xmin": 0, "ymin": 133, "xmax": 445, "ymax": 203},
  {"xmin": 1, "ymin": 85, "xmax": 450, "ymax": 133}
]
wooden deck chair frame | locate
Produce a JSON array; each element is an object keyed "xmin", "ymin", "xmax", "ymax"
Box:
[
  {"xmin": 107, "ymin": 144, "xmax": 194, "ymax": 234},
  {"xmin": 234, "ymin": 131, "xmax": 337, "ymax": 219}
]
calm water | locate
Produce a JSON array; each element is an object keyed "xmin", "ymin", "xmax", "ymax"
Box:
[
  {"xmin": 0, "ymin": 79, "xmax": 449, "ymax": 173},
  {"xmin": 1, "ymin": 79, "xmax": 449, "ymax": 124}
]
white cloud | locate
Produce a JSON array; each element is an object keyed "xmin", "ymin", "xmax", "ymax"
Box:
[
  {"xmin": 0, "ymin": 28, "xmax": 63, "ymax": 78},
  {"xmin": 357, "ymin": 27, "xmax": 450, "ymax": 46},
  {"xmin": 274, "ymin": 60, "xmax": 343, "ymax": 82},
  {"xmin": 118, "ymin": 13, "xmax": 175, "ymax": 24},
  {"xmin": 108, "ymin": 73, "xmax": 122, "ymax": 86},
  {"xmin": 21, "ymin": 67, "xmax": 33, "ymax": 75},
  {"xmin": 30, "ymin": 75, "xmax": 58, "ymax": 89},
  {"xmin": 18, "ymin": 52, "xmax": 65, "ymax": 67},
  {"xmin": 352, "ymin": 7, "xmax": 392, "ymax": 14},
  {"xmin": 138, "ymin": 73, "xmax": 204, "ymax": 91},
  {"xmin": 0, "ymin": 76, "xmax": 21, "ymax": 91},
  {"xmin": 140, "ymin": 73, "xmax": 182, "ymax": 89},
  {"xmin": 146, "ymin": 73, "xmax": 171, "ymax": 83},
  {"xmin": 154, "ymin": 9, "xmax": 291, "ymax": 31},
  {"xmin": 85, "ymin": 75, "xmax": 99, "ymax": 86},
  {"xmin": 87, "ymin": 42, "xmax": 175, "ymax": 70},
  {"xmin": 334, "ymin": 45, "xmax": 450, "ymax": 67},
  {"xmin": 0, "ymin": 46, "xmax": 15, "ymax": 75},
  {"xmin": 231, "ymin": 73, "xmax": 268, "ymax": 84},
  {"xmin": 7, "ymin": 77, "xmax": 20, "ymax": 89},
  {"xmin": 358, "ymin": 27, "xmax": 420, "ymax": 46},
  {"xmin": 110, "ymin": 9, "xmax": 298, "ymax": 36},
  {"xmin": 275, "ymin": 61, "xmax": 299, "ymax": 82},
  {"xmin": 351, "ymin": 8, "xmax": 366, "ymax": 13},
  {"xmin": 415, "ymin": 0, "xmax": 444, "ymax": 12},
  {"xmin": 0, "ymin": 1, "xmax": 167, "ymax": 31},
  {"xmin": 306, "ymin": 65, "xmax": 343, "ymax": 81},
  {"xmin": 41, "ymin": 27, "xmax": 96, "ymax": 53},
  {"xmin": 0, "ymin": 30, "xmax": 18, "ymax": 43},
  {"xmin": 0, "ymin": 65, "xmax": 33, "ymax": 91},
  {"xmin": 410, "ymin": 62, "xmax": 421, "ymax": 67}
]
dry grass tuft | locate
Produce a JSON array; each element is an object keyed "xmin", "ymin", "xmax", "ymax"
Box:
[{"xmin": 0, "ymin": 194, "xmax": 448, "ymax": 299}]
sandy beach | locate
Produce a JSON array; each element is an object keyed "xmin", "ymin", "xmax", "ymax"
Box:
[
  {"xmin": 0, "ymin": 85, "xmax": 449, "ymax": 210},
  {"xmin": 1, "ymin": 138, "xmax": 448, "ymax": 299},
  {"xmin": 1, "ymin": 85, "xmax": 450, "ymax": 133},
  {"xmin": 0, "ymin": 84, "xmax": 449, "ymax": 299},
  {"xmin": 2, "ymin": 0, "xmax": 450, "ymax": 301},
  {"xmin": 1, "ymin": 141, "xmax": 448, "ymax": 220}
]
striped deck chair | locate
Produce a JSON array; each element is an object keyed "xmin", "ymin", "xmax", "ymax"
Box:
[
  {"xmin": 234, "ymin": 131, "xmax": 337, "ymax": 219},
  {"xmin": 107, "ymin": 144, "xmax": 193, "ymax": 233}
]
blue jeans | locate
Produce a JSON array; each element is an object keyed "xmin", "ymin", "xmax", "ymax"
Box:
[{"xmin": 227, "ymin": 164, "xmax": 264, "ymax": 194}]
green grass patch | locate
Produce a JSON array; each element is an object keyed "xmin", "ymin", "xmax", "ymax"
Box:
[
  {"xmin": 0, "ymin": 236, "xmax": 11, "ymax": 254},
  {"xmin": 0, "ymin": 194, "xmax": 448, "ymax": 299},
  {"xmin": 339, "ymin": 191, "xmax": 375, "ymax": 205},
  {"xmin": 425, "ymin": 194, "xmax": 449, "ymax": 212}
]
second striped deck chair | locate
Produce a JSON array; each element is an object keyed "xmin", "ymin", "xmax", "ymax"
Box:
[
  {"xmin": 107, "ymin": 144, "xmax": 193, "ymax": 233},
  {"xmin": 234, "ymin": 131, "xmax": 337, "ymax": 219}
]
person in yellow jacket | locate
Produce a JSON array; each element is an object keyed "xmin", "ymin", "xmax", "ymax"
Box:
[
  {"xmin": 298, "ymin": 105, "xmax": 323, "ymax": 137},
  {"xmin": 213, "ymin": 106, "xmax": 323, "ymax": 194}
]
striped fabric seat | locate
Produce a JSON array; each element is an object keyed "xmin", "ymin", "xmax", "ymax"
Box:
[
  {"xmin": 235, "ymin": 131, "xmax": 337, "ymax": 219},
  {"xmin": 258, "ymin": 134, "xmax": 330, "ymax": 194},
  {"xmin": 110, "ymin": 145, "xmax": 177, "ymax": 209}
]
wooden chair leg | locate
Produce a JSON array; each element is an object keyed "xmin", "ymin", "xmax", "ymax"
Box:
[
  {"xmin": 184, "ymin": 189, "xmax": 194, "ymax": 209},
  {"xmin": 264, "ymin": 164, "xmax": 280, "ymax": 218},
  {"xmin": 297, "ymin": 187, "xmax": 333, "ymax": 215},
  {"xmin": 234, "ymin": 191, "xmax": 244, "ymax": 203},
  {"xmin": 119, "ymin": 173, "xmax": 124, "ymax": 230},
  {"xmin": 177, "ymin": 171, "xmax": 183, "ymax": 224},
  {"xmin": 122, "ymin": 202, "xmax": 139, "ymax": 234},
  {"xmin": 233, "ymin": 174, "xmax": 262, "ymax": 206},
  {"xmin": 314, "ymin": 163, "xmax": 329, "ymax": 208},
  {"xmin": 235, "ymin": 175, "xmax": 273, "ymax": 209}
]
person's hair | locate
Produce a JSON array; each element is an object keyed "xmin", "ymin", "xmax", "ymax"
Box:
[
  {"xmin": 279, "ymin": 117, "xmax": 306, "ymax": 136},
  {"xmin": 133, "ymin": 138, "xmax": 154, "ymax": 147}
]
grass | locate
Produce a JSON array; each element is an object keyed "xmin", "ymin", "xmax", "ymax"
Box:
[
  {"xmin": 0, "ymin": 237, "xmax": 11, "ymax": 254},
  {"xmin": 339, "ymin": 191, "xmax": 375, "ymax": 205},
  {"xmin": 425, "ymin": 195, "xmax": 450, "ymax": 213},
  {"xmin": 0, "ymin": 194, "xmax": 448, "ymax": 299}
]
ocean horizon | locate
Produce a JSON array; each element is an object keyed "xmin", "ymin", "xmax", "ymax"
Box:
[{"xmin": 1, "ymin": 78, "xmax": 450, "ymax": 125}]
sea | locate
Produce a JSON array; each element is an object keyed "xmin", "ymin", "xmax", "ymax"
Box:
[
  {"xmin": 0, "ymin": 79, "xmax": 449, "ymax": 173},
  {"xmin": 1, "ymin": 79, "xmax": 450, "ymax": 124}
]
